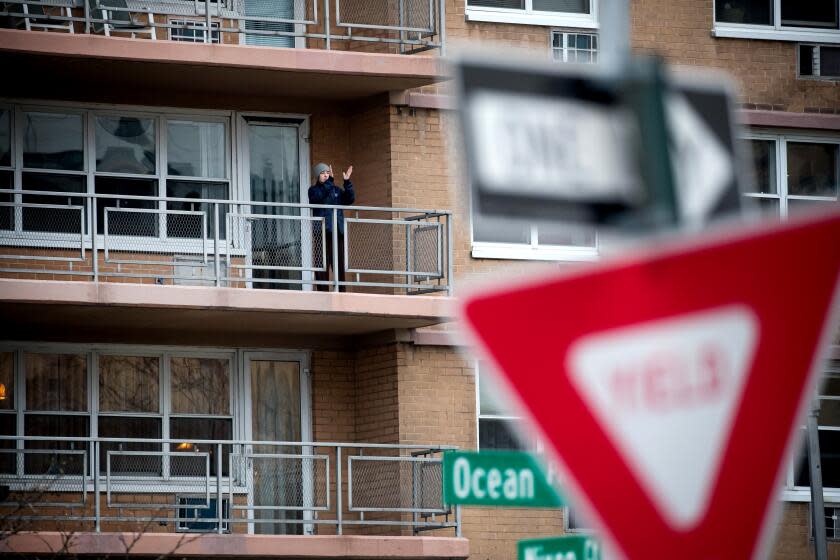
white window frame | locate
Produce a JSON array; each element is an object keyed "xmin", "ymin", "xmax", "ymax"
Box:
[
  {"xmin": 551, "ymin": 30, "xmax": 598, "ymax": 63},
  {"xmin": 475, "ymin": 361, "xmax": 524, "ymax": 451},
  {"xmin": 742, "ymin": 130, "xmax": 840, "ymax": 217},
  {"xmin": 713, "ymin": 0, "xmax": 840, "ymax": 44},
  {"xmin": 797, "ymin": 44, "xmax": 840, "ymax": 80},
  {"xmin": 465, "ymin": 0, "xmax": 598, "ymax": 29},
  {"xmin": 168, "ymin": 18, "xmax": 221, "ymax": 44},
  {"xmin": 471, "ymin": 213, "xmax": 600, "ymax": 262},
  {"xmin": 781, "ymin": 348, "xmax": 840, "ymax": 504}
]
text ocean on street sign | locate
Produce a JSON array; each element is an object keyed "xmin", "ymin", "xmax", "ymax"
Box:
[
  {"xmin": 443, "ymin": 450, "xmax": 565, "ymax": 508},
  {"xmin": 460, "ymin": 211, "xmax": 840, "ymax": 560},
  {"xmin": 456, "ymin": 58, "xmax": 742, "ymax": 230},
  {"xmin": 518, "ymin": 535, "xmax": 601, "ymax": 560}
]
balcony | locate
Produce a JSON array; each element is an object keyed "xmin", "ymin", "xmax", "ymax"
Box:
[
  {"xmin": 0, "ymin": 190, "xmax": 453, "ymax": 295},
  {"xmin": 0, "ymin": 436, "xmax": 465, "ymax": 556},
  {"xmin": 0, "ymin": 0, "xmax": 446, "ymax": 54}
]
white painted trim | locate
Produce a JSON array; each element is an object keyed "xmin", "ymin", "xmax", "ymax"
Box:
[
  {"xmin": 471, "ymin": 242, "xmax": 599, "ymax": 262},
  {"xmin": 713, "ymin": 25, "xmax": 840, "ymax": 44},
  {"xmin": 465, "ymin": 8, "xmax": 598, "ymax": 29}
]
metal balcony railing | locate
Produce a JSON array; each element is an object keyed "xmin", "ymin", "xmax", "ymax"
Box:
[
  {"xmin": 0, "ymin": 436, "xmax": 461, "ymax": 536},
  {"xmin": 0, "ymin": 189, "xmax": 453, "ymax": 294},
  {"xmin": 0, "ymin": 0, "xmax": 446, "ymax": 54}
]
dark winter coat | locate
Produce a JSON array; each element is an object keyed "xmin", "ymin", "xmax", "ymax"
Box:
[{"xmin": 307, "ymin": 177, "xmax": 355, "ymax": 234}]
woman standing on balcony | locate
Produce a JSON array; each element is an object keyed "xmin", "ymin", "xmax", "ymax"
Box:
[{"xmin": 308, "ymin": 163, "xmax": 355, "ymax": 292}]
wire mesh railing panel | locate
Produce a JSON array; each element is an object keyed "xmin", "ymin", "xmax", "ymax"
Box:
[
  {"xmin": 0, "ymin": 448, "xmax": 88, "ymax": 509},
  {"xmin": 231, "ymin": 452, "xmax": 329, "ymax": 512},
  {"xmin": 344, "ymin": 218, "xmax": 398, "ymax": 274},
  {"xmin": 0, "ymin": 203, "xmax": 88, "ymax": 265},
  {"xmin": 410, "ymin": 222, "xmax": 442, "ymax": 277},
  {"xmin": 336, "ymin": 0, "xmax": 434, "ymax": 32},
  {"xmin": 348, "ymin": 455, "xmax": 445, "ymax": 513},
  {"xmin": 227, "ymin": 212, "xmax": 326, "ymax": 273},
  {"xmin": 104, "ymin": 207, "xmax": 208, "ymax": 266}
]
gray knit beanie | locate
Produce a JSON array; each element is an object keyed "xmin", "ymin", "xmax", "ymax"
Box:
[{"xmin": 313, "ymin": 162, "xmax": 330, "ymax": 182}]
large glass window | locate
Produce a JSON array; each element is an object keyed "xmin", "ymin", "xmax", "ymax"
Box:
[
  {"xmin": 743, "ymin": 134, "xmax": 839, "ymax": 217},
  {"xmin": 21, "ymin": 111, "xmax": 87, "ymax": 235},
  {"xmin": 170, "ymin": 356, "xmax": 232, "ymax": 476},
  {"xmin": 166, "ymin": 120, "xmax": 229, "ymax": 240},
  {"xmin": 2, "ymin": 104, "xmax": 233, "ymax": 243},
  {"xmin": 714, "ymin": 0, "xmax": 840, "ymax": 41},
  {"xmin": 24, "ymin": 353, "xmax": 89, "ymax": 475},
  {"xmin": 0, "ymin": 346, "xmax": 238, "ymax": 479}
]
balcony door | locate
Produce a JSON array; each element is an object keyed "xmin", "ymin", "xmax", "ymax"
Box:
[
  {"xmin": 238, "ymin": 116, "xmax": 312, "ymax": 290},
  {"xmin": 244, "ymin": 352, "xmax": 312, "ymax": 535}
]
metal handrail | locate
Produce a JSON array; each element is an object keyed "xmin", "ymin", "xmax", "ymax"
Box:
[
  {"xmin": 0, "ymin": 189, "xmax": 454, "ymax": 294},
  {"xmin": 0, "ymin": 436, "xmax": 461, "ymax": 536},
  {"xmin": 0, "ymin": 0, "xmax": 445, "ymax": 53}
]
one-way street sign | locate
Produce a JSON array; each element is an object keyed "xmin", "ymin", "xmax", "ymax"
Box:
[
  {"xmin": 460, "ymin": 211, "xmax": 840, "ymax": 560},
  {"xmin": 456, "ymin": 58, "xmax": 743, "ymax": 231}
]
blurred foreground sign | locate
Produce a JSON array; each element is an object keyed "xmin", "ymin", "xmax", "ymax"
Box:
[
  {"xmin": 456, "ymin": 58, "xmax": 741, "ymax": 229},
  {"xmin": 460, "ymin": 211, "xmax": 840, "ymax": 559},
  {"xmin": 518, "ymin": 535, "xmax": 601, "ymax": 560},
  {"xmin": 442, "ymin": 450, "xmax": 564, "ymax": 507}
]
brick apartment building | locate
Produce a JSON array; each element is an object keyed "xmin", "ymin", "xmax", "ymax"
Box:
[{"xmin": 0, "ymin": 0, "xmax": 837, "ymax": 558}]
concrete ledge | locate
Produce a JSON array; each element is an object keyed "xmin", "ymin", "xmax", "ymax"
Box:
[
  {"xmin": 0, "ymin": 29, "xmax": 446, "ymax": 100},
  {"xmin": 0, "ymin": 279, "xmax": 454, "ymax": 339},
  {"xmin": 0, "ymin": 532, "xmax": 470, "ymax": 558}
]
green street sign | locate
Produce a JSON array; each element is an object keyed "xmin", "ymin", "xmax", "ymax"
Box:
[
  {"xmin": 442, "ymin": 450, "xmax": 564, "ymax": 507},
  {"xmin": 518, "ymin": 536, "xmax": 601, "ymax": 560}
]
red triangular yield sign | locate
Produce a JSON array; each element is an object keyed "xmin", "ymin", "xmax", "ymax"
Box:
[{"xmin": 461, "ymin": 211, "xmax": 840, "ymax": 560}]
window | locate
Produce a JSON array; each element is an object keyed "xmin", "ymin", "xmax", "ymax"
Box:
[
  {"xmin": 820, "ymin": 505, "xmax": 840, "ymax": 540},
  {"xmin": 471, "ymin": 211, "xmax": 598, "ymax": 261},
  {"xmin": 714, "ymin": 0, "xmax": 840, "ymax": 43},
  {"xmin": 799, "ymin": 44, "xmax": 840, "ymax": 78},
  {"xmin": 24, "ymin": 353, "xmax": 90, "ymax": 476},
  {"xmin": 2, "ymin": 103, "xmax": 231, "ymax": 245},
  {"xmin": 551, "ymin": 31, "xmax": 598, "ymax": 63},
  {"xmin": 0, "ymin": 346, "xmax": 237, "ymax": 479},
  {"xmin": 742, "ymin": 133, "xmax": 839, "ymax": 217},
  {"xmin": 466, "ymin": 0, "xmax": 597, "ymax": 28},
  {"xmin": 98, "ymin": 354, "xmax": 162, "ymax": 475},
  {"xmin": 477, "ymin": 363, "xmax": 525, "ymax": 450},
  {"xmin": 791, "ymin": 360, "xmax": 840, "ymax": 492},
  {"xmin": 169, "ymin": 356, "xmax": 232, "ymax": 476},
  {"xmin": 169, "ymin": 20, "xmax": 221, "ymax": 44}
]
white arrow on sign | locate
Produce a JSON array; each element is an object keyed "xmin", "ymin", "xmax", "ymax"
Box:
[{"xmin": 666, "ymin": 93, "xmax": 735, "ymax": 227}]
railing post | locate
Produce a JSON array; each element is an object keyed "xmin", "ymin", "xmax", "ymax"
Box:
[
  {"xmin": 336, "ymin": 446, "xmax": 342, "ymax": 534},
  {"xmin": 217, "ymin": 443, "xmax": 224, "ymax": 534},
  {"xmin": 324, "ymin": 0, "xmax": 330, "ymax": 49},
  {"xmin": 398, "ymin": 0, "xmax": 406, "ymax": 54},
  {"xmin": 446, "ymin": 213, "xmax": 453, "ymax": 296},
  {"xmin": 332, "ymin": 208, "xmax": 339, "ymax": 292},
  {"xmin": 213, "ymin": 203, "xmax": 221, "ymax": 287},
  {"xmin": 84, "ymin": 0, "xmax": 91, "ymax": 34},
  {"xmin": 205, "ymin": 0, "xmax": 212, "ymax": 43},
  {"xmin": 94, "ymin": 440, "xmax": 101, "ymax": 532},
  {"xmin": 438, "ymin": 0, "xmax": 445, "ymax": 56},
  {"xmin": 91, "ymin": 197, "xmax": 99, "ymax": 283}
]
